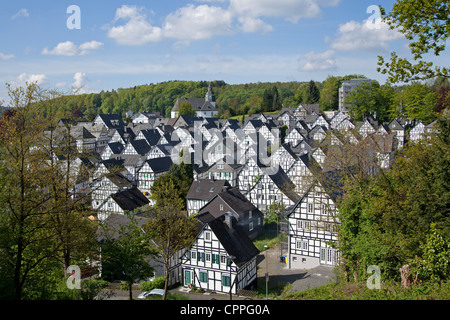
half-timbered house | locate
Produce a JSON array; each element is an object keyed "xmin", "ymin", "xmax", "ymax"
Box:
[{"xmin": 180, "ymin": 211, "xmax": 259, "ymax": 294}]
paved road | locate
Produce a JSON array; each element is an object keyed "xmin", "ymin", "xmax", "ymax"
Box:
[{"xmin": 102, "ymin": 244, "xmax": 337, "ymax": 300}]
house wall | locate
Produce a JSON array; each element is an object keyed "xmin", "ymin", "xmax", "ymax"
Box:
[
  {"xmin": 288, "ymin": 183, "xmax": 340, "ymax": 269},
  {"xmin": 180, "ymin": 226, "xmax": 257, "ymax": 294}
]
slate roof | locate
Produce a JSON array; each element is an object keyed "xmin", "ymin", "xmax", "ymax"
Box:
[
  {"xmin": 111, "ymin": 187, "xmax": 150, "ymax": 212},
  {"xmin": 144, "ymin": 156, "xmax": 173, "ymax": 173},
  {"xmin": 96, "ymin": 114, "xmax": 125, "ymax": 129},
  {"xmin": 96, "ymin": 213, "xmax": 149, "ymax": 242},
  {"xmin": 130, "ymin": 139, "xmax": 151, "ymax": 156},
  {"xmin": 108, "ymin": 142, "xmax": 125, "ymax": 155},
  {"xmin": 173, "ymin": 98, "xmax": 218, "ymax": 113},
  {"xmin": 187, "ymin": 179, "xmax": 231, "ymax": 201},
  {"xmin": 195, "ymin": 212, "xmax": 259, "ymax": 267}
]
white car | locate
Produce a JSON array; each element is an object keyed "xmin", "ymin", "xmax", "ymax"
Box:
[{"xmin": 137, "ymin": 289, "xmax": 165, "ymax": 299}]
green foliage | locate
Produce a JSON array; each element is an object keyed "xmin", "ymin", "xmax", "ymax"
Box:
[
  {"xmin": 178, "ymin": 101, "xmax": 195, "ymax": 117},
  {"xmin": 378, "ymin": 0, "xmax": 449, "ymax": 83},
  {"xmin": 319, "ymin": 76, "xmax": 341, "ymax": 111},
  {"xmin": 410, "ymin": 224, "xmax": 450, "ymax": 282},
  {"xmin": 99, "ymin": 213, "xmax": 156, "ymax": 299},
  {"xmin": 283, "ymin": 280, "xmax": 450, "ymax": 300},
  {"xmin": 337, "ymin": 116, "xmax": 450, "ymax": 282},
  {"xmin": 141, "ymin": 276, "xmax": 166, "ymax": 291},
  {"xmin": 396, "ymin": 82, "xmax": 438, "ymax": 121},
  {"xmin": 151, "ymin": 162, "xmax": 193, "ymax": 209}
]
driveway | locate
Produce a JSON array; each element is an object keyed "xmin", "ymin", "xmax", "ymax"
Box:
[
  {"xmin": 102, "ymin": 244, "xmax": 337, "ymax": 300},
  {"xmin": 257, "ymin": 244, "xmax": 338, "ymax": 295}
]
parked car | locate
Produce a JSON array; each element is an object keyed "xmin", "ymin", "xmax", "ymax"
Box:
[{"xmin": 137, "ymin": 289, "xmax": 165, "ymax": 299}]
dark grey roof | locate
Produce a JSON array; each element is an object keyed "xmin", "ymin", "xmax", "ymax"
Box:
[
  {"xmin": 262, "ymin": 166, "xmax": 301, "ymax": 204},
  {"xmin": 111, "ymin": 187, "xmax": 150, "ymax": 212},
  {"xmin": 97, "ymin": 114, "xmax": 125, "ymax": 129},
  {"xmin": 140, "ymin": 129, "xmax": 161, "ymax": 146},
  {"xmin": 186, "ymin": 179, "xmax": 231, "ymax": 201},
  {"xmin": 108, "ymin": 142, "xmax": 125, "ymax": 154},
  {"xmin": 196, "ymin": 212, "xmax": 259, "ymax": 267},
  {"xmin": 96, "ymin": 213, "xmax": 149, "ymax": 242},
  {"xmin": 218, "ymin": 187, "xmax": 257, "ymax": 214},
  {"xmin": 130, "ymin": 139, "xmax": 151, "ymax": 156},
  {"xmin": 144, "ymin": 156, "xmax": 173, "ymax": 173},
  {"xmin": 173, "ymin": 98, "xmax": 218, "ymax": 112}
]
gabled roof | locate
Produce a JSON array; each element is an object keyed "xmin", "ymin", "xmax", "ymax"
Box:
[
  {"xmin": 111, "ymin": 187, "xmax": 150, "ymax": 212},
  {"xmin": 130, "ymin": 139, "xmax": 151, "ymax": 156},
  {"xmin": 186, "ymin": 179, "xmax": 231, "ymax": 201},
  {"xmin": 107, "ymin": 141, "xmax": 125, "ymax": 154},
  {"xmin": 143, "ymin": 156, "xmax": 173, "ymax": 173},
  {"xmin": 195, "ymin": 212, "xmax": 259, "ymax": 267},
  {"xmin": 95, "ymin": 114, "xmax": 125, "ymax": 129},
  {"xmin": 218, "ymin": 187, "xmax": 257, "ymax": 214}
]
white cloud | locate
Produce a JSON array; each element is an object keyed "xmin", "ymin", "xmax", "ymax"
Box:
[
  {"xmin": 42, "ymin": 41, "xmax": 103, "ymax": 56},
  {"xmin": 162, "ymin": 4, "xmax": 234, "ymax": 40},
  {"xmin": 300, "ymin": 50, "xmax": 336, "ymax": 71},
  {"xmin": 12, "ymin": 9, "xmax": 29, "ymax": 20},
  {"xmin": 71, "ymin": 72, "xmax": 89, "ymax": 94},
  {"xmin": 331, "ymin": 19, "xmax": 403, "ymax": 52},
  {"xmin": 17, "ymin": 73, "xmax": 48, "ymax": 85},
  {"xmin": 107, "ymin": 1, "xmax": 340, "ymax": 46},
  {"xmin": 229, "ymin": 0, "xmax": 339, "ymax": 23},
  {"xmin": 78, "ymin": 41, "xmax": 104, "ymax": 55},
  {"xmin": 238, "ymin": 16, "xmax": 273, "ymax": 34},
  {"xmin": 107, "ymin": 5, "xmax": 162, "ymax": 45},
  {"xmin": 0, "ymin": 53, "xmax": 15, "ymax": 60}
]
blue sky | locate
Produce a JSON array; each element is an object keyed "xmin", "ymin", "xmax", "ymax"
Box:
[{"xmin": 1, "ymin": 0, "xmax": 448, "ymax": 104}]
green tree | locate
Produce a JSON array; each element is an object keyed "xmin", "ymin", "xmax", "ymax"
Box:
[
  {"xmin": 143, "ymin": 203, "xmax": 197, "ymax": 300},
  {"xmin": 304, "ymin": 80, "xmax": 320, "ymax": 104},
  {"xmin": 398, "ymin": 82, "xmax": 437, "ymax": 122},
  {"xmin": 378, "ymin": 0, "xmax": 450, "ymax": 83},
  {"xmin": 99, "ymin": 213, "xmax": 156, "ymax": 300},
  {"xmin": 0, "ymin": 83, "xmax": 59, "ymax": 300},
  {"xmin": 319, "ymin": 76, "xmax": 341, "ymax": 111},
  {"xmin": 337, "ymin": 115, "xmax": 450, "ymax": 282},
  {"xmin": 178, "ymin": 101, "xmax": 196, "ymax": 117},
  {"xmin": 344, "ymin": 81, "xmax": 381, "ymax": 121},
  {"xmin": 410, "ymin": 224, "xmax": 450, "ymax": 282}
]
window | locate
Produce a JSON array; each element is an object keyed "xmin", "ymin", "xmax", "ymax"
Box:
[
  {"xmin": 249, "ymin": 222, "xmax": 253, "ymax": 231},
  {"xmin": 200, "ymin": 271, "xmax": 208, "ymax": 283},
  {"xmin": 220, "ymin": 255, "xmax": 227, "ymax": 264},
  {"xmin": 296, "ymin": 240, "xmax": 308, "ymax": 251},
  {"xmin": 198, "ymin": 252, "xmax": 205, "ymax": 262},
  {"xmin": 205, "ymin": 231, "xmax": 211, "ymax": 241},
  {"xmin": 248, "ymin": 210, "xmax": 252, "ymax": 219},
  {"xmin": 307, "ymin": 203, "xmax": 314, "ymax": 213},
  {"xmin": 219, "ymin": 204, "xmax": 223, "ymax": 211},
  {"xmin": 297, "ymin": 220, "xmax": 311, "ymax": 230},
  {"xmin": 185, "ymin": 250, "xmax": 191, "ymax": 261},
  {"xmin": 191, "ymin": 251, "xmax": 197, "ymax": 260},
  {"xmin": 206, "ymin": 253, "xmax": 211, "ymax": 262},
  {"xmin": 222, "ymin": 275, "xmax": 231, "ymax": 287},
  {"xmin": 212, "ymin": 254, "xmax": 220, "ymax": 264}
]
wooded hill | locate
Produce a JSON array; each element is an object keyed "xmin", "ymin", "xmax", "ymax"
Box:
[{"xmin": 45, "ymin": 75, "xmax": 448, "ymax": 124}]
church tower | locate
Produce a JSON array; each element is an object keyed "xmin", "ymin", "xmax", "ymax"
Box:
[{"xmin": 205, "ymin": 83, "xmax": 216, "ymax": 108}]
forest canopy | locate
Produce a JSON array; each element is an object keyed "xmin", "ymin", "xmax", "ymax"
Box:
[{"xmin": 32, "ymin": 75, "xmax": 448, "ymax": 125}]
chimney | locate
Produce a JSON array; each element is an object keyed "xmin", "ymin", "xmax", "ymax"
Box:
[{"xmin": 224, "ymin": 212, "xmax": 233, "ymax": 232}]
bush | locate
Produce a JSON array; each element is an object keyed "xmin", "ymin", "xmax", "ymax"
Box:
[{"xmin": 141, "ymin": 277, "xmax": 166, "ymax": 291}]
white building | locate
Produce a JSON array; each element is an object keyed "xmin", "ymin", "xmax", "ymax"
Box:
[
  {"xmin": 287, "ymin": 174, "xmax": 341, "ymax": 269},
  {"xmin": 180, "ymin": 211, "xmax": 259, "ymax": 294}
]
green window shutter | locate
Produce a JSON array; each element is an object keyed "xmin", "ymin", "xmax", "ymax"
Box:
[
  {"xmin": 200, "ymin": 271, "xmax": 208, "ymax": 283},
  {"xmin": 222, "ymin": 275, "xmax": 230, "ymax": 287}
]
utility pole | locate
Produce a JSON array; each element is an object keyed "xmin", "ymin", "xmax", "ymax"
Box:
[{"xmin": 264, "ymin": 245, "xmax": 268, "ymax": 300}]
